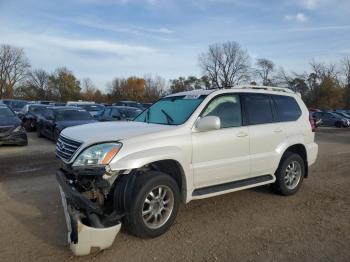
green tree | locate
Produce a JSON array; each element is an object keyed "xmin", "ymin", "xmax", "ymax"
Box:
[{"xmin": 48, "ymin": 67, "xmax": 81, "ymax": 101}]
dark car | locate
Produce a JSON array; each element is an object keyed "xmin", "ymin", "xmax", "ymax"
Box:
[
  {"xmin": 333, "ymin": 111, "xmax": 350, "ymax": 120},
  {"xmin": 68, "ymin": 103, "xmax": 105, "ymax": 118},
  {"xmin": 96, "ymin": 106, "xmax": 142, "ymax": 121},
  {"xmin": 37, "ymin": 107, "xmax": 97, "ymax": 141},
  {"xmin": 142, "ymin": 103, "xmax": 152, "ymax": 109},
  {"xmin": 113, "ymin": 101, "xmax": 144, "ymax": 110},
  {"xmin": 0, "ymin": 99, "xmax": 29, "ymax": 114},
  {"xmin": 313, "ymin": 111, "xmax": 350, "ymax": 127},
  {"xmin": 0, "ymin": 105, "xmax": 27, "ymax": 146},
  {"xmin": 19, "ymin": 104, "xmax": 50, "ymax": 132}
]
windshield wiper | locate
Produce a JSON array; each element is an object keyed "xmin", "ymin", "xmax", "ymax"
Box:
[
  {"xmin": 145, "ymin": 108, "xmax": 150, "ymax": 123},
  {"xmin": 161, "ymin": 109, "xmax": 174, "ymax": 124}
]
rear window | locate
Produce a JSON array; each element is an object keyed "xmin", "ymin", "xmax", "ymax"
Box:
[
  {"xmin": 273, "ymin": 95, "xmax": 301, "ymax": 122},
  {"xmin": 55, "ymin": 109, "xmax": 92, "ymax": 121},
  {"xmin": 243, "ymin": 94, "xmax": 274, "ymax": 125}
]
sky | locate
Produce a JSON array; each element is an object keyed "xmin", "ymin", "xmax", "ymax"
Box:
[{"xmin": 0, "ymin": 0, "xmax": 349, "ymax": 90}]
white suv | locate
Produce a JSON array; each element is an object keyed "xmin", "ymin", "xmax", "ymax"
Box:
[{"xmin": 56, "ymin": 86, "xmax": 318, "ymax": 255}]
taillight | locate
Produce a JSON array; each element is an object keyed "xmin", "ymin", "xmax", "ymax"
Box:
[{"xmin": 309, "ymin": 116, "xmax": 316, "ymax": 132}]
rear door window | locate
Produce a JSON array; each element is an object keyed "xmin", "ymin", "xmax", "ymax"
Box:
[
  {"xmin": 272, "ymin": 95, "xmax": 302, "ymax": 122},
  {"xmin": 243, "ymin": 94, "xmax": 274, "ymax": 125}
]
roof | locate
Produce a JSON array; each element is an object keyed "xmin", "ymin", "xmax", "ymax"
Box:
[{"xmin": 166, "ymin": 85, "xmax": 297, "ymax": 98}]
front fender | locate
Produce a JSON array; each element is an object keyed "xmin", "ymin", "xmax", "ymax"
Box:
[{"xmin": 109, "ymin": 146, "xmax": 186, "ymax": 171}]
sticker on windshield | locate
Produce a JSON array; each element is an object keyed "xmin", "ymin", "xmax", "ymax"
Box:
[{"xmin": 184, "ymin": 94, "xmax": 201, "ymax": 99}]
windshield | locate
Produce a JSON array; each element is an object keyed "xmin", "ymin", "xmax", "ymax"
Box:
[
  {"xmin": 29, "ymin": 105, "xmax": 47, "ymax": 114},
  {"xmin": 12, "ymin": 100, "xmax": 28, "ymax": 110},
  {"xmin": 55, "ymin": 109, "xmax": 93, "ymax": 121},
  {"xmin": 0, "ymin": 107, "xmax": 16, "ymax": 120},
  {"xmin": 79, "ymin": 104, "xmax": 104, "ymax": 112},
  {"xmin": 134, "ymin": 95, "xmax": 206, "ymax": 125}
]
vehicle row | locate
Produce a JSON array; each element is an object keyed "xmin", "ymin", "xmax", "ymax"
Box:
[
  {"xmin": 0, "ymin": 99, "xmax": 151, "ymax": 116},
  {"xmin": 310, "ymin": 109, "xmax": 350, "ymax": 128}
]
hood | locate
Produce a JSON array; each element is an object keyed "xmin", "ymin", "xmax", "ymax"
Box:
[
  {"xmin": 56, "ymin": 120, "xmax": 98, "ymax": 130},
  {"xmin": 61, "ymin": 121, "xmax": 173, "ymax": 145}
]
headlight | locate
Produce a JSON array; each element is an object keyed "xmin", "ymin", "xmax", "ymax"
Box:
[
  {"xmin": 73, "ymin": 143, "xmax": 122, "ymax": 167},
  {"xmin": 13, "ymin": 125, "xmax": 23, "ymax": 132}
]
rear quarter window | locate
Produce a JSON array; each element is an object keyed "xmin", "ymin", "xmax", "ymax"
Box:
[{"xmin": 272, "ymin": 95, "xmax": 302, "ymax": 122}]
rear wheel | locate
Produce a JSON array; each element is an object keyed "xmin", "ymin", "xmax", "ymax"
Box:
[
  {"xmin": 23, "ymin": 119, "xmax": 32, "ymax": 132},
  {"xmin": 273, "ymin": 152, "xmax": 305, "ymax": 196},
  {"xmin": 123, "ymin": 171, "xmax": 180, "ymax": 238}
]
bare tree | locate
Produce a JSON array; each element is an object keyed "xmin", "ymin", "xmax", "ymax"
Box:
[
  {"xmin": 255, "ymin": 58, "xmax": 274, "ymax": 86},
  {"xmin": 0, "ymin": 44, "xmax": 30, "ymax": 98},
  {"xmin": 27, "ymin": 69, "xmax": 49, "ymax": 99},
  {"xmin": 198, "ymin": 41, "xmax": 250, "ymax": 88}
]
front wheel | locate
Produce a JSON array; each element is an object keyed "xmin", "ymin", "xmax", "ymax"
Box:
[
  {"xmin": 273, "ymin": 152, "xmax": 305, "ymax": 196},
  {"xmin": 123, "ymin": 171, "xmax": 180, "ymax": 238}
]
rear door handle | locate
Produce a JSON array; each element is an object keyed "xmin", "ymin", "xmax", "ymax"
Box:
[
  {"xmin": 273, "ymin": 128, "xmax": 282, "ymax": 133},
  {"xmin": 236, "ymin": 132, "xmax": 248, "ymax": 137}
]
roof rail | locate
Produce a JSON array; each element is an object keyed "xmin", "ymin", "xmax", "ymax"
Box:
[{"xmin": 232, "ymin": 85, "xmax": 296, "ymax": 94}]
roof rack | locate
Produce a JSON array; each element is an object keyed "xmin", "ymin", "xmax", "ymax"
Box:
[{"xmin": 232, "ymin": 85, "xmax": 296, "ymax": 94}]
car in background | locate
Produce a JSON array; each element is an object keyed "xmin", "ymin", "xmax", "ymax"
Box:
[
  {"xmin": 32, "ymin": 101, "xmax": 66, "ymax": 106},
  {"xmin": 0, "ymin": 105, "xmax": 27, "ymax": 146},
  {"xmin": 313, "ymin": 111, "xmax": 350, "ymax": 127},
  {"xmin": 19, "ymin": 104, "xmax": 50, "ymax": 132},
  {"xmin": 37, "ymin": 107, "xmax": 97, "ymax": 141},
  {"xmin": 67, "ymin": 101, "xmax": 105, "ymax": 117},
  {"xmin": 142, "ymin": 103, "xmax": 152, "ymax": 109},
  {"xmin": 96, "ymin": 106, "xmax": 142, "ymax": 121},
  {"xmin": 333, "ymin": 111, "xmax": 350, "ymax": 120},
  {"xmin": 0, "ymin": 99, "xmax": 29, "ymax": 114},
  {"xmin": 113, "ymin": 101, "xmax": 144, "ymax": 110}
]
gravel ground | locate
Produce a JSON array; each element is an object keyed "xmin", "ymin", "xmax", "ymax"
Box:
[{"xmin": 0, "ymin": 130, "xmax": 349, "ymax": 262}]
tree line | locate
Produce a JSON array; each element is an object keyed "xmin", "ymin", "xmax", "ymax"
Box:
[{"xmin": 1, "ymin": 42, "xmax": 349, "ymax": 109}]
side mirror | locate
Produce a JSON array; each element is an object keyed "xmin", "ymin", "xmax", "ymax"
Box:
[{"xmin": 195, "ymin": 116, "xmax": 221, "ymax": 132}]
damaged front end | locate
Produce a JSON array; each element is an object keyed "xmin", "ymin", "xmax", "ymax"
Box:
[{"xmin": 56, "ymin": 165, "xmax": 134, "ymax": 256}]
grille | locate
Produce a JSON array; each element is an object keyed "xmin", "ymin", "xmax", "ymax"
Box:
[
  {"xmin": 56, "ymin": 135, "xmax": 82, "ymax": 162},
  {"xmin": 0, "ymin": 126, "xmax": 14, "ymax": 134}
]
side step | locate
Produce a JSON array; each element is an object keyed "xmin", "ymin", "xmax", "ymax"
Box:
[{"xmin": 192, "ymin": 175, "xmax": 273, "ymax": 196}]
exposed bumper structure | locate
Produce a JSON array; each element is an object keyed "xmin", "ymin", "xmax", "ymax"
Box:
[
  {"xmin": 0, "ymin": 130, "xmax": 27, "ymax": 146},
  {"xmin": 56, "ymin": 170, "xmax": 121, "ymax": 256}
]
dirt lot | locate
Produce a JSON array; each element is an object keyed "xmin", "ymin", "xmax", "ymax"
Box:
[{"xmin": 0, "ymin": 130, "xmax": 349, "ymax": 262}]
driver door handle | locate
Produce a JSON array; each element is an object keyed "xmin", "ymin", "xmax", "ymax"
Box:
[
  {"xmin": 273, "ymin": 128, "xmax": 282, "ymax": 133},
  {"xmin": 236, "ymin": 132, "xmax": 248, "ymax": 137}
]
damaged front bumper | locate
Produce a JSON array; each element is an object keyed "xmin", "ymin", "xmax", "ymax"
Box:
[{"xmin": 56, "ymin": 170, "xmax": 122, "ymax": 256}]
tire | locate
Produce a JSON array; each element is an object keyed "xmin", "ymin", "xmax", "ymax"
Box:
[
  {"xmin": 23, "ymin": 119, "xmax": 32, "ymax": 132},
  {"xmin": 123, "ymin": 171, "xmax": 180, "ymax": 238},
  {"xmin": 273, "ymin": 152, "xmax": 305, "ymax": 196},
  {"xmin": 53, "ymin": 128, "xmax": 60, "ymax": 142},
  {"xmin": 37, "ymin": 127, "xmax": 43, "ymax": 138}
]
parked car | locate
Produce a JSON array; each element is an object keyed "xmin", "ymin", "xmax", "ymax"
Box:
[
  {"xmin": 96, "ymin": 106, "xmax": 142, "ymax": 121},
  {"xmin": 0, "ymin": 104, "xmax": 27, "ymax": 146},
  {"xmin": 333, "ymin": 111, "xmax": 350, "ymax": 120},
  {"xmin": 19, "ymin": 104, "xmax": 50, "ymax": 131},
  {"xmin": 0, "ymin": 99, "xmax": 29, "ymax": 114},
  {"xmin": 37, "ymin": 107, "xmax": 97, "ymax": 141},
  {"xmin": 113, "ymin": 101, "xmax": 144, "ymax": 110},
  {"xmin": 55, "ymin": 85, "xmax": 318, "ymax": 255},
  {"xmin": 313, "ymin": 111, "xmax": 350, "ymax": 127},
  {"xmin": 142, "ymin": 103, "xmax": 152, "ymax": 108},
  {"xmin": 67, "ymin": 101, "xmax": 105, "ymax": 117}
]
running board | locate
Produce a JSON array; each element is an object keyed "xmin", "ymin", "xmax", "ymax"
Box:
[{"xmin": 192, "ymin": 175, "xmax": 274, "ymax": 196}]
